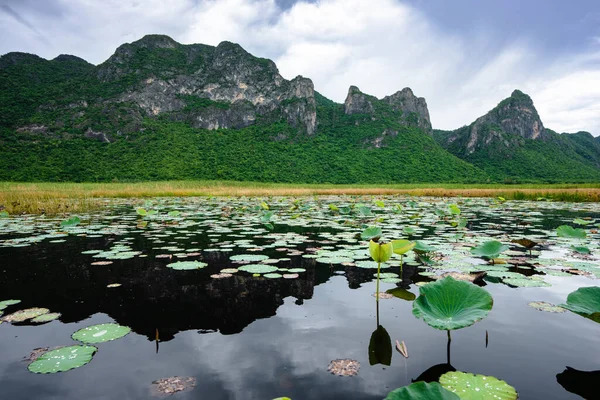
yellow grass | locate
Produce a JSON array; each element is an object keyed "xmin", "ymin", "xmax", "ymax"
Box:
[{"xmin": 1, "ymin": 181, "xmax": 599, "ymax": 214}]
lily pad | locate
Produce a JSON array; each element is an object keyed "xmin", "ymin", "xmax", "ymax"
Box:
[
  {"xmin": 556, "ymin": 225, "xmax": 587, "ymax": 239},
  {"xmin": 385, "ymin": 381, "xmax": 460, "ymax": 400},
  {"xmin": 471, "ymin": 241, "xmax": 509, "ymax": 258},
  {"xmin": 2, "ymin": 307, "xmax": 49, "ymax": 323},
  {"xmin": 440, "ymin": 371, "xmax": 518, "ymax": 400},
  {"xmin": 502, "ymin": 278, "xmax": 551, "ymax": 288},
  {"xmin": 60, "ymin": 216, "xmax": 81, "ymax": 227},
  {"xmin": 412, "ymin": 277, "xmax": 493, "ymax": 330},
  {"xmin": 561, "ymin": 286, "xmax": 600, "ymax": 322},
  {"xmin": 0, "ymin": 299, "xmax": 20, "ymax": 310},
  {"xmin": 31, "ymin": 312, "xmax": 62, "ymax": 323},
  {"xmin": 385, "ymin": 288, "xmax": 416, "ymax": 301},
  {"xmin": 28, "ymin": 345, "xmax": 97, "ymax": 374},
  {"xmin": 528, "ymin": 302, "xmax": 565, "ymax": 313},
  {"xmin": 238, "ymin": 264, "xmax": 279, "ymax": 274},
  {"xmin": 361, "ymin": 226, "xmax": 382, "ymax": 240},
  {"xmin": 72, "ymin": 323, "xmax": 131, "ymax": 344},
  {"xmin": 166, "ymin": 261, "xmax": 207, "ymax": 270},
  {"xmin": 230, "ymin": 254, "xmax": 269, "ymax": 262}
]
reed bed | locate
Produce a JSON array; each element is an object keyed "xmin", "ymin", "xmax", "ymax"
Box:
[{"xmin": 1, "ymin": 181, "xmax": 599, "ymax": 214}]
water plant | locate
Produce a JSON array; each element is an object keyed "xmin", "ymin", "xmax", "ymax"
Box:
[
  {"xmin": 385, "ymin": 381, "xmax": 459, "ymax": 399},
  {"xmin": 439, "ymin": 371, "xmax": 518, "ymax": 399},
  {"xmin": 72, "ymin": 323, "xmax": 131, "ymax": 343},
  {"xmin": 391, "ymin": 239, "xmax": 416, "ymax": 273},
  {"xmin": 28, "ymin": 345, "xmax": 97, "ymax": 374},
  {"xmin": 369, "ymin": 239, "xmax": 393, "ymax": 301},
  {"xmin": 470, "ymin": 240, "xmax": 509, "ymax": 264},
  {"xmin": 412, "ymin": 277, "xmax": 493, "ymax": 339},
  {"xmin": 556, "ymin": 225, "xmax": 587, "ymax": 239},
  {"xmin": 560, "ymin": 286, "xmax": 600, "ymax": 323}
]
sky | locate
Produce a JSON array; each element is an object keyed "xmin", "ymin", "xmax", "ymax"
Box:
[{"xmin": 1, "ymin": 0, "xmax": 599, "ymax": 135}]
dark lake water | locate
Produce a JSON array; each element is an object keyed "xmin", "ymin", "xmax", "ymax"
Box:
[{"xmin": 0, "ymin": 196, "xmax": 599, "ymax": 399}]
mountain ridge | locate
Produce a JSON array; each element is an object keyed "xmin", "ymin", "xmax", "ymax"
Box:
[{"xmin": 0, "ymin": 34, "xmax": 598, "ymax": 183}]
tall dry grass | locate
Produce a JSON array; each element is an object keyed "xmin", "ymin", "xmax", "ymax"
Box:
[{"xmin": 1, "ymin": 181, "xmax": 599, "ymax": 214}]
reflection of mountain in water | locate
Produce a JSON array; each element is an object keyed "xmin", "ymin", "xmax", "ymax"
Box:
[
  {"xmin": 556, "ymin": 366, "xmax": 600, "ymax": 400},
  {"xmin": 0, "ymin": 236, "xmax": 325, "ymax": 341}
]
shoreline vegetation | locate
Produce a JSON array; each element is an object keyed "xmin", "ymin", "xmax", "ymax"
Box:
[{"xmin": 1, "ymin": 181, "xmax": 600, "ymax": 215}]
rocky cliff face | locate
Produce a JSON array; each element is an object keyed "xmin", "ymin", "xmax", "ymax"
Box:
[
  {"xmin": 343, "ymin": 85, "xmax": 432, "ymax": 134},
  {"xmin": 96, "ymin": 35, "xmax": 317, "ymax": 134},
  {"xmin": 439, "ymin": 90, "xmax": 548, "ymax": 154}
]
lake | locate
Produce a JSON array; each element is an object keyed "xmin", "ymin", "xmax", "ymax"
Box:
[{"xmin": 0, "ymin": 196, "xmax": 599, "ymax": 399}]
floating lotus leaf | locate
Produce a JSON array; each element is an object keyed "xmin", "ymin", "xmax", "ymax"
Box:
[
  {"xmin": 0, "ymin": 299, "xmax": 20, "ymax": 310},
  {"xmin": 381, "ymin": 277, "xmax": 402, "ymax": 283},
  {"xmin": 28, "ymin": 345, "xmax": 97, "ymax": 374},
  {"xmin": 471, "ymin": 241, "xmax": 509, "ymax": 258},
  {"xmin": 31, "ymin": 312, "xmax": 62, "ymax": 323},
  {"xmin": 375, "ymin": 273, "xmax": 399, "ymax": 279},
  {"xmin": 561, "ymin": 286, "xmax": 600, "ymax": 322},
  {"xmin": 272, "ymin": 398, "xmax": 291, "ymax": 400},
  {"xmin": 0, "ymin": 211, "xmax": 8, "ymax": 218},
  {"xmin": 385, "ymin": 381, "xmax": 460, "ymax": 400},
  {"xmin": 391, "ymin": 239, "xmax": 416, "ymax": 255},
  {"xmin": 238, "ymin": 264, "xmax": 278, "ymax": 274},
  {"xmin": 556, "ymin": 225, "xmax": 586, "ymax": 239},
  {"xmin": 369, "ymin": 240, "xmax": 393, "ymax": 263},
  {"xmin": 264, "ymin": 273, "xmax": 283, "ymax": 278},
  {"xmin": 166, "ymin": 261, "xmax": 207, "ymax": 270},
  {"xmin": 355, "ymin": 260, "xmax": 386, "ymax": 269},
  {"xmin": 230, "ymin": 254, "xmax": 269, "ymax": 262},
  {"xmin": 361, "ymin": 226, "xmax": 382, "ymax": 240},
  {"xmin": 412, "ymin": 277, "xmax": 493, "ymax": 330},
  {"xmin": 287, "ymin": 268, "xmax": 306, "ymax": 273},
  {"xmin": 72, "ymin": 323, "xmax": 131, "ymax": 343},
  {"xmin": 60, "ymin": 216, "xmax": 81, "ymax": 227},
  {"xmin": 528, "ymin": 302, "xmax": 565, "ymax": 313},
  {"xmin": 503, "ymin": 278, "xmax": 551, "ymax": 288},
  {"xmin": 571, "ymin": 246, "xmax": 591, "ymax": 254},
  {"xmin": 385, "ymin": 288, "xmax": 416, "ymax": 301},
  {"xmin": 2, "ymin": 307, "xmax": 49, "ymax": 323},
  {"xmin": 414, "ymin": 241, "xmax": 435, "ymax": 254},
  {"xmin": 440, "ymin": 371, "xmax": 518, "ymax": 400}
]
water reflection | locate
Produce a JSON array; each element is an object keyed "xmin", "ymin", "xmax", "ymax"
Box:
[
  {"xmin": 368, "ymin": 300, "xmax": 392, "ymax": 366},
  {"xmin": 556, "ymin": 367, "xmax": 600, "ymax": 400},
  {"xmin": 412, "ymin": 335, "xmax": 455, "ymax": 383}
]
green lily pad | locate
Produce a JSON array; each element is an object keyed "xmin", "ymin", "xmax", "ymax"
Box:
[
  {"xmin": 28, "ymin": 345, "xmax": 97, "ymax": 374},
  {"xmin": 238, "ymin": 264, "xmax": 279, "ymax": 274},
  {"xmin": 556, "ymin": 225, "xmax": 587, "ymax": 239},
  {"xmin": 60, "ymin": 216, "xmax": 81, "ymax": 227},
  {"xmin": 361, "ymin": 226, "xmax": 382, "ymax": 240},
  {"xmin": 0, "ymin": 299, "xmax": 20, "ymax": 310},
  {"xmin": 287, "ymin": 268, "xmax": 306, "ymax": 273},
  {"xmin": 263, "ymin": 273, "xmax": 283, "ymax": 278},
  {"xmin": 503, "ymin": 278, "xmax": 551, "ymax": 288},
  {"xmin": 31, "ymin": 312, "xmax": 62, "ymax": 323},
  {"xmin": 471, "ymin": 241, "xmax": 509, "ymax": 258},
  {"xmin": 386, "ymin": 381, "xmax": 460, "ymax": 399},
  {"xmin": 166, "ymin": 261, "xmax": 207, "ymax": 270},
  {"xmin": 230, "ymin": 254, "xmax": 269, "ymax": 262},
  {"xmin": 72, "ymin": 323, "xmax": 131, "ymax": 344},
  {"xmin": 561, "ymin": 286, "xmax": 600, "ymax": 322},
  {"xmin": 440, "ymin": 371, "xmax": 518, "ymax": 400},
  {"xmin": 412, "ymin": 277, "xmax": 493, "ymax": 330}
]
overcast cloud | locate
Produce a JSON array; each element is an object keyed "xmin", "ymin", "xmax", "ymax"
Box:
[{"xmin": 1, "ymin": 0, "xmax": 599, "ymax": 135}]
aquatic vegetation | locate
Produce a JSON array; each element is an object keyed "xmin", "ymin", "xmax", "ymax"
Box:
[
  {"xmin": 28, "ymin": 345, "xmax": 97, "ymax": 374},
  {"xmin": 31, "ymin": 312, "xmax": 62, "ymax": 323},
  {"xmin": 439, "ymin": 371, "xmax": 518, "ymax": 400},
  {"xmin": 60, "ymin": 216, "xmax": 81, "ymax": 227},
  {"xmin": 327, "ymin": 359, "xmax": 360, "ymax": 376},
  {"xmin": 151, "ymin": 377, "xmax": 196, "ymax": 395},
  {"xmin": 369, "ymin": 239, "xmax": 393, "ymax": 301},
  {"xmin": 556, "ymin": 225, "xmax": 587, "ymax": 239},
  {"xmin": 0, "ymin": 299, "xmax": 20, "ymax": 310},
  {"xmin": 361, "ymin": 226, "xmax": 382, "ymax": 240},
  {"xmin": 561, "ymin": 286, "xmax": 600, "ymax": 323},
  {"xmin": 385, "ymin": 288, "xmax": 416, "ymax": 301},
  {"xmin": 72, "ymin": 323, "xmax": 131, "ymax": 344},
  {"xmin": 238, "ymin": 264, "xmax": 278, "ymax": 274},
  {"xmin": 385, "ymin": 381, "xmax": 459, "ymax": 399},
  {"xmin": 470, "ymin": 240, "xmax": 509, "ymax": 262},
  {"xmin": 528, "ymin": 302, "xmax": 565, "ymax": 313},
  {"xmin": 412, "ymin": 277, "xmax": 493, "ymax": 331},
  {"xmin": 166, "ymin": 261, "xmax": 207, "ymax": 270},
  {"xmin": 2, "ymin": 307, "xmax": 50, "ymax": 323}
]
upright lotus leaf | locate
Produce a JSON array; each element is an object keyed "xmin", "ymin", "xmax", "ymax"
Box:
[
  {"xmin": 136, "ymin": 208, "xmax": 147, "ymax": 216},
  {"xmin": 511, "ymin": 238, "xmax": 537, "ymax": 250},
  {"xmin": 573, "ymin": 218, "xmax": 594, "ymax": 226},
  {"xmin": 385, "ymin": 382, "xmax": 460, "ymax": 400},
  {"xmin": 392, "ymin": 240, "xmax": 416, "ymax": 255},
  {"xmin": 72, "ymin": 323, "xmax": 131, "ymax": 343},
  {"xmin": 440, "ymin": 371, "xmax": 518, "ymax": 400},
  {"xmin": 556, "ymin": 225, "xmax": 587, "ymax": 239},
  {"xmin": 369, "ymin": 240, "xmax": 393, "ymax": 263},
  {"xmin": 28, "ymin": 345, "xmax": 97, "ymax": 374},
  {"xmin": 403, "ymin": 226, "xmax": 416, "ymax": 236},
  {"xmin": 448, "ymin": 204, "xmax": 461, "ymax": 215},
  {"xmin": 0, "ymin": 211, "xmax": 8, "ymax": 218},
  {"xmin": 571, "ymin": 246, "xmax": 591, "ymax": 254},
  {"xmin": 413, "ymin": 241, "xmax": 435, "ymax": 254},
  {"xmin": 361, "ymin": 226, "xmax": 382, "ymax": 241},
  {"xmin": 412, "ymin": 277, "xmax": 493, "ymax": 330},
  {"xmin": 167, "ymin": 211, "xmax": 181, "ymax": 217},
  {"xmin": 368, "ymin": 325, "xmax": 392, "ymax": 366},
  {"xmin": 470, "ymin": 241, "xmax": 509, "ymax": 259},
  {"xmin": 60, "ymin": 216, "xmax": 81, "ymax": 227},
  {"xmin": 561, "ymin": 286, "xmax": 600, "ymax": 323}
]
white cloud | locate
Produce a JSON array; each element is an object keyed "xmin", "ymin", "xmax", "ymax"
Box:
[{"xmin": 0, "ymin": 0, "xmax": 599, "ymax": 135}]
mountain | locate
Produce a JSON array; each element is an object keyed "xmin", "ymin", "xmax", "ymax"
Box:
[
  {"xmin": 434, "ymin": 90, "xmax": 600, "ymax": 183},
  {"xmin": 0, "ymin": 34, "xmax": 597, "ymax": 183}
]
